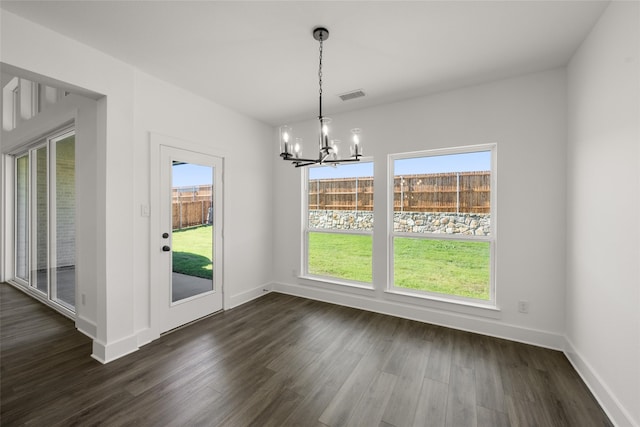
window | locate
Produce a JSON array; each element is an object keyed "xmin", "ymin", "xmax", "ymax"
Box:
[
  {"xmin": 305, "ymin": 161, "xmax": 374, "ymax": 285},
  {"xmin": 389, "ymin": 145, "xmax": 495, "ymax": 304}
]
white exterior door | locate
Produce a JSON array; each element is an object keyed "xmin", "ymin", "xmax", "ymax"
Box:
[{"xmin": 157, "ymin": 144, "xmax": 223, "ymax": 333}]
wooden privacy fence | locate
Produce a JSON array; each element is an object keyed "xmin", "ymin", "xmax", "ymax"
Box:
[
  {"xmin": 309, "ymin": 171, "xmax": 490, "ymax": 213},
  {"xmin": 172, "ymin": 185, "xmax": 213, "ymax": 230},
  {"xmin": 309, "ymin": 176, "xmax": 374, "ymax": 211}
]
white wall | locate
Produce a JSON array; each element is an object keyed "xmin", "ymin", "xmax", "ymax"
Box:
[
  {"xmin": 1, "ymin": 10, "xmax": 274, "ymax": 362},
  {"xmin": 567, "ymin": 2, "xmax": 640, "ymax": 426},
  {"xmin": 1, "ymin": 10, "xmax": 136, "ymax": 361},
  {"xmin": 273, "ymin": 69, "xmax": 568, "ymax": 348},
  {"xmin": 132, "ymin": 70, "xmax": 274, "ymax": 342}
]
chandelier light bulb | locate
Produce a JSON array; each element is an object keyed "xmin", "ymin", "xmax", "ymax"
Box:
[
  {"xmin": 350, "ymin": 128, "xmax": 362, "ymax": 157},
  {"xmin": 319, "ymin": 117, "xmax": 332, "ymax": 150},
  {"xmin": 279, "ymin": 125, "xmax": 293, "ymax": 157},
  {"xmin": 294, "ymin": 139, "xmax": 302, "ymax": 158},
  {"xmin": 329, "ymin": 140, "xmax": 340, "ymax": 162}
]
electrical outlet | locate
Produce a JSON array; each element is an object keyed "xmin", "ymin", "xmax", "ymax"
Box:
[
  {"xmin": 518, "ymin": 300, "xmax": 529, "ymax": 314},
  {"xmin": 82, "ymin": 294, "xmax": 86, "ymax": 305}
]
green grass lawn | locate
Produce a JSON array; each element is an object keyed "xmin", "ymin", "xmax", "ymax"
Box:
[
  {"xmin": 393, "ymin": 237, "xmax": 490, "ymax": 300},
  {"xmin": 308, "ymin": 232, "xmax": 490, "ymax": 300},
  {"xmin": 308, "ymin": 233, "xmax": 373, "ymax": 283},
  {"xmin": 172, "ymin": 225, "xmax": 213, "ymax": 279}
]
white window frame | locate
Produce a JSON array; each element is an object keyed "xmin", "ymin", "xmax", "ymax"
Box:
[
  {"xmin": 387, "ymin": 143, "xmax": 497, "ymax": 307},
  {"xmin": 301, "ymin": 158, "xmax": 375, "ymax": 289}
]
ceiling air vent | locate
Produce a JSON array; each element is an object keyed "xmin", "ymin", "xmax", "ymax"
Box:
[{"xmin": 339, "ymin": 89, "xmax": 365, "ymax": 102}]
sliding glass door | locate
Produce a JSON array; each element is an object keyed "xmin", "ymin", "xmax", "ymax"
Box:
[{"xmin": 13, "ymin": 127, "xmax": 76, "ymax": 313}]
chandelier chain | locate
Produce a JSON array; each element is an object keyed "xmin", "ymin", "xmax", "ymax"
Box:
[{"xmin": 318, "ymin": 36, "xmax": 323, "ymax": 100}]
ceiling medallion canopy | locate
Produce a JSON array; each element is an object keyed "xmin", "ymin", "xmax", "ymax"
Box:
[{"xmin": 279, "ymin": 27, "xmax": 362, "ymax": 168}]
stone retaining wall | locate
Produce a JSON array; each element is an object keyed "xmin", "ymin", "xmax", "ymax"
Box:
[{"xmin": 308, "ymin": 210, "xmax": 491, "ymax": 236}]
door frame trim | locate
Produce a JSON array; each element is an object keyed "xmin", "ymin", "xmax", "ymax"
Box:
[{"xmin": 148, "ymin": 132, "xmax": 226, "ymax": 339}]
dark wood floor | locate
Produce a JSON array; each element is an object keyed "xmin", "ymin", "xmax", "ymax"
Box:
[{"xmin": 1, "ymin": 283, "xmax": 611, "ymax": 427}]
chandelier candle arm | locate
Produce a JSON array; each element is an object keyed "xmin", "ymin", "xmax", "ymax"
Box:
[{"xmin": 278, "ymin": 26, "xmax": 362, "ymax": 168}]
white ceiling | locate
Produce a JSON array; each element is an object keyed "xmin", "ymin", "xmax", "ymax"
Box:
[{"xmin": 0, "ymin": 1, "xmax": 609, "ymax": 125}]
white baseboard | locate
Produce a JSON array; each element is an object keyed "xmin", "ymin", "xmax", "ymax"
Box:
[
  {"xmin": 227, "ymin": 282, "xmax": 272, "ymax": 309},
  {"xmin": 272, "ymin": 281, "xmax": 564, "ymax": 350},
  {"xmin": 564, "ymin": 337, "xmax": 638, "ymax": 427},
  {"xmin": 91, "ymin": 333, "xmax": 139, "ymax": 364},
  {"xmin": 75, "ymin": 315, "xmax": 97, "ymax": 339},
  {"xmin": 136, "ymin": 327, "xmax": 159, "ymax": 348}
]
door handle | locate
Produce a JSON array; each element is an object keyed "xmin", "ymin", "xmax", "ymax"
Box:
[{"xmin": 162, "ymin": 245, "xmax": 171, "ymax": 252}]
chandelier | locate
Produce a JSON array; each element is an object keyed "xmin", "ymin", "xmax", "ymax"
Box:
[{"xmin": 279, "ymin": 27, "xmax": 362, "ymax": 168}]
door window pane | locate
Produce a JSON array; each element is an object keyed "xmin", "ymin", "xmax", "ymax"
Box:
[
  {"xmin": 171, "ymin": 162, "xmax": 214, "ymax": 302},
  {"xmin": 33, "ymin": 146, "xmax": 48, "ymax": 294},
  {"xmin": 55, "ymin": 135, "xmax": 75, "ymax": 308}
]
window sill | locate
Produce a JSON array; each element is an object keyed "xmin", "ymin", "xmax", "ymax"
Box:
[{"xmin": 384, "ymin": 288, "xmax": 501, "ymax": 319}]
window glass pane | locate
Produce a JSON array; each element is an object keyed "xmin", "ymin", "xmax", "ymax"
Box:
[
  {"xmin": 55, "ymin": 135, "xmax": 75, "ymax": 309},
  {"xmin": 308, "ymin": 231, "xmax": 372, "ymax": 283},
  {"xmin": 394, "ymin": 151, "xmax": 491, "ymax": 235},
  {"xmin": 394, "ymin": 237, "xmax": 490, "ymax": 300},
  {"xmin": 308, "ymin": 162, "xmax": 373, "ymax": 229},
  {"xmin": 33, "ymin": 146, "xmax": 48, "ymax": 294},
  {"xmin": 306, "ymin": 161, "xmax": 373, "ymax": 284},
  {"xmin": 15, "ymin": 155, "xmax": 29, "ymax": 281}
]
